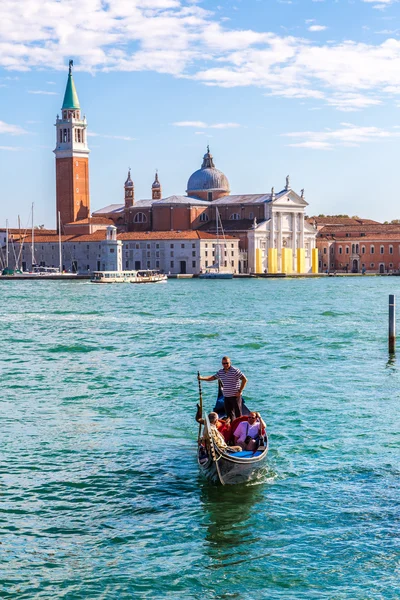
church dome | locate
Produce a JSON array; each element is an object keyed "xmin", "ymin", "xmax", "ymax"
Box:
[{"xmin": 186, "ymin": 147, "xmax": 230, "ymax": 197}]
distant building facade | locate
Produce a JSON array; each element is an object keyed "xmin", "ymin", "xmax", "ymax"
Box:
[
  {"xmin": 1, "ymin": 228, "xmax": 239, "ymax": 275},
  {"xmin": 313, "ymin": 216, "xmax": 400, "ymax": 273}
]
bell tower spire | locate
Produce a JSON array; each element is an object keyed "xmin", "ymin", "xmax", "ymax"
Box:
[
  {"xmin": 54, "ymin": 60, "xmax": 90, "ymax": 231},
  {"xmin": 152, "ymin": 170, "xmax": 162, "ymax": 200},
  {"xmin": 124, "ymin": 168, "xmax": 134, "ymax": 208}
]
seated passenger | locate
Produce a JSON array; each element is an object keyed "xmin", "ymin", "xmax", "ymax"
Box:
[
  {"xmin": 234, "ymin": 412, "xmax": 266, "ymax": 451},
  {"xmin": 195, "ymin": 405, "xmax": 232, "ymax": 442},
  {"xmin": 208, "ymin": 413, "xmax": 242, "ymax": 453}
]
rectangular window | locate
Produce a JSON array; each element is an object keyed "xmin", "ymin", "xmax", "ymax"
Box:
[
  {"xmin": 192, "ymin": 251, "xmax": 196, "ymax": 257},
  {"xmin": 339, "ymin": 247, "xmax": 342, "ymax": 255},
  {"xmin": 147, "ymin": 261, "xmax": 151, "ymax": 268},
  {"xmin": 192, "ymin": 244, "xmax": 195, "ymax": 248},
  {"xmin": 390, "ymin": 247, "xmax": 393, "ymax": 254},
  {"xmin": 170, "ymin": 251, "xmax": 174, "ymax": 257},
  {"xmin": 156, "ymin": 244, "xmax": 160, "ymax": 249},
  {"xmin": 170, "ymin": 244, "xmax": 174, "ymax": 248},
  {"xmin": 147, "ymin": 251, "xmax": 150, "ymax": 258},
  {"xmin": 170, "ymin": 261, "xmax": 174, "ymax": 268},
  {"xmin": 345, "ymin": 247, "xmax": 349, "ymax": 254},
  {"xmin": 147, "ymin": 244, "xmax": 150, "ymax": 249},
  {"xmin": 136, "ymin": 244, "xmax": 140, "ymax": 249},
  {"xmin": 192, "ymin": 261, "xmax": 196, "ymax": 268},
  {"xmin": 323, "ymin": 248, "xmax": 327, "ymax": 254},
  {"xmin": 181, "ymin": 244, "xmax": 185, "ymax": 249},
  {"xmin": 156, "ymin": 260, "xmax": 159, "ymax": 268}
]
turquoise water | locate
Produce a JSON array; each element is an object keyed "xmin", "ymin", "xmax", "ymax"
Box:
[{"xmin": 1, "ymin": 278, "xmax": 399, "ymax": 599}]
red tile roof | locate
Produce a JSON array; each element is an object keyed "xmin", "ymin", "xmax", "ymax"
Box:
[
  {"xmin": 65, "ymin": 217, "xmax": 114, "ymax": 225},
  {"xmin": 118, "ymin": 230, "xmax": 238, "ymax": 240},
  {"xmin": 5, "ymin": 229, "xmax": 238, "ymax": 245},
  {"xmin": 309, "ymin": 217, "xmax": 381, "ymax": 226}
]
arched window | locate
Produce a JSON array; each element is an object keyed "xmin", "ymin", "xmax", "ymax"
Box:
[
  {"xmin": 356, "ymin": 244, "xmax": 359, "ymax": 253},
  {"xmin": 229, "ymin": 213, "xmax": 240, "ymax": 220},
  {"xmin": 134, "ymin": 212, "xmax": 147, "ymax": 223},
  {"xmin": 370, "ymin": 245, "xmax": 375, "ymax": 254},
  {"xmin": 352, "ymin": 244, "xmax": 355, "ymax": 253},
  {"xmin": 345, "ymin": 246, "xmax": 349, "ymax": 254},
  {"xmin": 339, "ymin": 246, "xmax": 343, "ymax": 255},
  {"xmin": 361, "ymin": 246, "xmax": 365, "ymax": 254},
  {"xmin": 63, "ymin": 129, "xmax": 67, "ymax": 142},
  {"xmin": 59, "ymin": 129, "xmax": 62, "ymax": 143},
  {"xmin": 199, "ymin": 213, "xmax": 209, "ymax": 222},
  {"xmin": 380, "ymin": 245, "xmax": 384, "ymax": 254},
  {"xmin": 389, "ymin": 245, "xmax": 393, "ymax": 254}
]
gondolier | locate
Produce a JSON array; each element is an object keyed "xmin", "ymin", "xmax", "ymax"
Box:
[{"xmin": 198, "ymin": 356, "xmax": 247, "ymax": 421}]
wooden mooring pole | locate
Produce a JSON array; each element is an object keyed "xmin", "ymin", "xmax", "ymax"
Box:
[{"xmin": 389, "ymin": 294, "xmax": 396, "ymax": 354}]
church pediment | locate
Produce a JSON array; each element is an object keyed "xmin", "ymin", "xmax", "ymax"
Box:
[{"xmin": 272, "ymin": 190, "xmax": 308, "ymax": 208}]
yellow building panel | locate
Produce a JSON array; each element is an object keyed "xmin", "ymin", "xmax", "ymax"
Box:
[
  {"xmin": 297, "ymin": 248, "xmax": 305, "ymax": 273},
  {"xmin": 312, "ymin": 247, "xmax": 319, "ymax": 273},
  {"xmin": 256, "ymin": 248, "xmax": 263, "ymax": 274}
]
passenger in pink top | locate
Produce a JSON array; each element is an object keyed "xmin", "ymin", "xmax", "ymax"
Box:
[{"xmin": 234, "ymin": 412, "xmax": 266, "ymax": 451}]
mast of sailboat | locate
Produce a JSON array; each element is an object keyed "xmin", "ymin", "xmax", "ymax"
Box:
[
  {"xmin": 6, "ymin": 219, "xmax": 9, "ymax": 268},
  {"xmin": 58, "ymin": 211, "xmax": 62, "ymax": 273},
  {"xmin": 31, "ymin": 202, "xmax": 35, "ymax": 269},
  {"xmin": 215, "ymin": 206, "xmax": 220, "ymax": 271}
]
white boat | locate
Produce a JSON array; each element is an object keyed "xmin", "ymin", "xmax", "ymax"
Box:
[
  {"xmin": 199, "ymin": 206, "xmax": 233, "ymax": 279},
  {"xmin": 91, "ymin": 269, "xmax": 167, "ymax": 283}
]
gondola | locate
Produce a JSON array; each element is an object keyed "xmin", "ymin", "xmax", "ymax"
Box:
[{"xmin": 196, "ymin": 378, "xmax": 269, "ymax": 485}]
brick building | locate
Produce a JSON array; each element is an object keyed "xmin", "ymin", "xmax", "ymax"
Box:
[{"xmin": 313, "ymin": 216, "xmax": 400, "ymax": 273}]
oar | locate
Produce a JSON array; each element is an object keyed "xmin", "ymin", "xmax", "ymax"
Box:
[{"xmin": 197, "ymin": 371, "xmax": 203, "ymax": 440}]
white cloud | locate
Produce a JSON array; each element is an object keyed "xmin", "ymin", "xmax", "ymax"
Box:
[
  {"xmin": 283, "ymin": 123, "xmax": 400, "ymax": 149},
  {"xmin": 0, "ymin": 0, "xmax": 400, "ymax": 112},
  {"xmin": 173, "ymin": 121, "xmax": 240, "ymax": 128},
  {"xmin": 88, "ymin": 132, "xmax": 135, "ymax": 141},
  {"xmin": 308, "ymin": 25, "xmax": 327, "ymax": 32},
  {"xmin": 0, "ymin": 120, "xmax": 28, "ymax": 135},
  {"xmin": 28, "ymin": 90, "xmax": 58, "ymax": 95},
  {"xmin": 0, "ymin": 145, "xmax": 24, "ymax": 151}
]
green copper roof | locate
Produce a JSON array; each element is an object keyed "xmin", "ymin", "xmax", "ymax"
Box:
[{"xmin": 62, "ymin": 66, "xmax": 80, "ymax": 110}]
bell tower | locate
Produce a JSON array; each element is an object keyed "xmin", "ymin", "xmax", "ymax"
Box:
[
  {"xmin": 54, "ymin": 60, "xmax": 90, "ymax": 231},
  {"xmin": 124, "ymin": 169, "xmax": 134, "ymax": 209},
  {"xmin": 152, "ymin": 171, "xmax": 162, "ymax": 200}
]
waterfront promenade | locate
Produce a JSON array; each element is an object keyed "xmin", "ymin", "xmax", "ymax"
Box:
[{"xmin": 1, "ymin": 277, "xmax": 398, "ymax": 599}]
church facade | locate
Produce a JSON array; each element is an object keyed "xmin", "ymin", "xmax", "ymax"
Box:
[{"xmin": 94, "ymin": 148, "xmax": 317, "ymax": 274}]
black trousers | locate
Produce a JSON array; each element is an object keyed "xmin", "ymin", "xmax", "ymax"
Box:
[{"xmin": 224, "ymin": 396, "xmax": 242, "ymax": 422}]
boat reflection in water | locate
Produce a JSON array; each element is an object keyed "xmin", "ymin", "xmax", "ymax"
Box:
[
  {"xmin": 91, "ymin": 269, "xmax": 167, "ymax": 284},
  {"xmin": 199, "ymin": 480, "xmax": 267, "ymax": 564}
]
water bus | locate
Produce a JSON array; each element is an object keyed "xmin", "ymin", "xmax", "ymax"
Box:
[{"xmin": 91, "ymin": 270, "xmax": 167, "ymax": 284}]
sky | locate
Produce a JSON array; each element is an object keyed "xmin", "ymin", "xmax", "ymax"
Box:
[{"xmin": 1, "ymin": 0, "xmax": 400, "ymax": 229}]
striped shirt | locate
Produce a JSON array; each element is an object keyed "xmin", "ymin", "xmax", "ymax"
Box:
[{"xmin": 214, "ymin": 366, "xmax": 244, "ymax": 397}]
